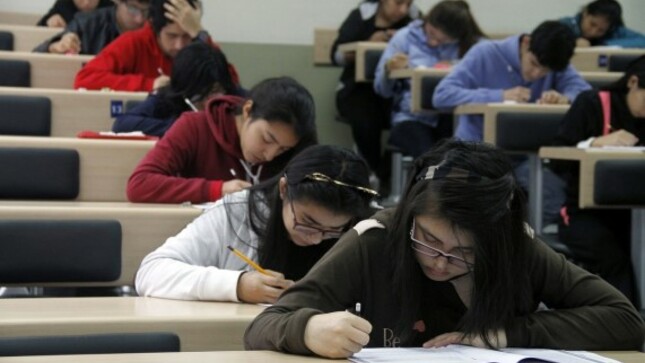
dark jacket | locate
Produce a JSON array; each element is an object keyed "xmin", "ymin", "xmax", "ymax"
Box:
[
  {"xmin": 34, "ymin": 6, "xmax": 121, "ymax": 55},
  {"xmin": 37, "ymin": 0, "xmax": 113, "ymax": 27},
  {"xmin": 112, "ymin": 94, "xmax": 179, "ymax": 137},
  {"xmin": 244, "ymin": 208, "xmax": 645, "ymax": 353}
]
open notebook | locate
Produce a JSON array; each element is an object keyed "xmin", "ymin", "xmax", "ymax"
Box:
[{"xmin": 349, "ymin": 346, "xmax": 620, "ymax": 363}]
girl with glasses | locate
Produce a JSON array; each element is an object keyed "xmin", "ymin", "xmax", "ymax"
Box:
[
  {"xmin": 244, "ymin": 139, "xmax": 644, "ymax": 358},
  {"xmin": 136, "ymin": 145, "xmax": 378, "ymax": 304}
]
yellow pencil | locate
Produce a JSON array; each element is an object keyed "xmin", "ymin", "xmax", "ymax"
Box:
[{"xmin": 227, "ymin": 246, "xmax": 271, "ymax": 276}]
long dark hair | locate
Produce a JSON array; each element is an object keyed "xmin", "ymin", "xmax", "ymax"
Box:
[
  {"xmin": 424, "ymin": 0, "xmax": 485, "ymax": 57},
  {"xmin": 154, "ymin": 42, "xmax": 236, "ymax": 119},
  {"xmin": 388, "ymin": 139, "xmax": 533, "ymax": 346},
  {"xmin": 602, "ymin": 55, "xmax": 645, "ymax": 93},
  {"xmin": 245, "ymin": 145, "xmax": 375, "ymax": 278}
]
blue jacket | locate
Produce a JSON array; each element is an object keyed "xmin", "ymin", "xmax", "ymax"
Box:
[
  {"xmin": 112, "ymin": 94, "xmax": 178, "ymax": 137},
  {"xmin": 433, "ymin": 35, "xmax": 591, "ymax": 141},
  {"xmin": 560, "ymin": 15, "xmax": 645, "ymax": 48},
  {"xmin": 373, "ymin": 20, "xmax": 460, "ymax": 127}
]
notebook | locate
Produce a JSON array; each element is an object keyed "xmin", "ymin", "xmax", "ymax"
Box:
[{"xmin": 349, "ymin": 346, "xmax": 621, "ymax": 363}]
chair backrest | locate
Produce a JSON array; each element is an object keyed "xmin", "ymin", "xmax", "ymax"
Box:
[
  {"xmin": 0, "ymin": 219, "xmax": 121, "ymax": 284},
  {"xmin": 364, "ymin": 49, "xmax": 384, "ymax": 81},
  {"xmin": 0, "ymin": 31, "xmax": 13, "ymax": 51},
  {"xmin": 608, "ymin": 54, "xmax": 641, "ymax": 72},
  {"xmin": 494, "ymin": 112, "xmax": 564, "ymax": 152},
  {"xmin": 594, "ymin": 159, "xmax": 645, "ymax": 205},
  {"xmin": 0, "ymin": 332, "xmax": 180, "ymax": 356},
  {"xmin": 0, "ymin": 147, "xmax": 79, "ymax": 199},
  {"xmin": 0, "ymin": 95, "xmax": 51, "ymax": 136},
  {"xmin": 0, "ymin": 59, "xmax": 29, "ymax": 87},
  {"xmin": 420, "ymin": 75, "xmax": 443, "ymax": 110}
]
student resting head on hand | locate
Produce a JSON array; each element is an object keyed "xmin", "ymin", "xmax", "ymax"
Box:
[
  {"xmin": 244, "ymin": 139, "xmax": 644, "ymax": 358},
  {"xmin": 135, "ymin": 144, "xmax": 378, "ymax": 304}
]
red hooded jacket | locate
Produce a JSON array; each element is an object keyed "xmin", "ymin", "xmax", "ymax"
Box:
[
  {"xmin": 126, "ymin": 95, "xmax": 261, "ymax": 203},
  {"xmin": 74, "ymin": 22, "xmax": 239, "ymax": 91}
]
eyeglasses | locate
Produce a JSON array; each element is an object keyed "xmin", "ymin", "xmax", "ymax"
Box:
[
  {"xmin": 304, "ymin": 172, "xmax": 379, "ymax": 197},
  {"xmin": 409, "ymin": 219, "xmax": 474, "ymax": 269},
  {"xmin": 288, "ymin": 197, "xmax": 346, "ymax": 239},
  {"xmin": 124, "ymin": 2, "xmax": 150, "ymax": 18}
]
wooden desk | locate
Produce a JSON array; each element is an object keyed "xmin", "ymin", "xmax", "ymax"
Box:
[
  {"xmin": 455, "ymin": 103, "xmax": 570, "ymax": 232},
  {"xmin": 0, "ymin": 87, "xmax": 147, "ymax": 137},
  {"xmin": 581, "ymin": 71, "xmax": 623, "ymax": 88},
  {"xmin": 572, "ymin": 48, "xmax": 644, "ymax": 72},
  {"xmin": 0, "ymin": 201, "xmax": 201, "ymax": 287},
  {"xmin": 337, "ymin": 41, "xmax": 387, "ymax": 82},
  {"xmin": 0, "ymin": 136, "xmax": 155, "ymax": 202},
  {"xmin": 0, "ymin": 12, "xmax": 41, "ymax": 27},
  {"xmin": 0, "ymin": 50, "xmax": 92, "ymax": 89},
  {"xmin": 0, "ymin": 297, "xmax": 265, "ymax": 352},
  {"xmin": 313, "ymin": 27, "xmax": 338, "ymax": 66},
  {"xmin": 540, "ymin": 147, "xmax": 645, "ymax": 310},
  {"xmin": 0, "ymin": 350, "xmax": 641, "ymax": 363},
  {"xmin": 0, "ymin": 25, "xmax": 60, "ymax": 52}
]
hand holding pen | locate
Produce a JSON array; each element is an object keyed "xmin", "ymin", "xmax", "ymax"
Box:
[
  {"xmin": 228, "ymin": 246, "xmax": 294, "ymax": 304},
  {"xmin": 303, "ymin": 304, "xmax": 372, "ymax": 359}
]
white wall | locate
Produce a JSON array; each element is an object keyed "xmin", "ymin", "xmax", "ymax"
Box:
[{"xmin": 2, "ymin": 0, "xmax": 643, "ymax": 45}]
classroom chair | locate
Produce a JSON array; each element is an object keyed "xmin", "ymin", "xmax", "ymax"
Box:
[
  {"xmin": 125, "ymin": 99, "xmax": 144, "ymax": 112},
  {"xmin": 0, "ymin": 332, "xmax": 180, "ymax": 356},
  {"xmin": 0, "ymin": 59, "xmax": 29, "ymax": 87},
  {"xmin": 364, "ymin": 49, "xmax": 384, "ymax": 81},
  {"xmin": 608, "ymin": 54, "xmax": 642, "ymax": 72},
  {"xmin": 0, "ymin": 219, "xmax": 121, "ymax": 287},
  {"xmin": 0, "ymin": 147, "xmax": 79, "ymax": 199},
  {"xmin": 594, "ymin": 159, "xmax": 645, "ymax": 205},
  {"xmin": 0, "ymin": 31, "xmax": 13, "ymax": 51},
  {"xmin": 0, "ymin": 95, "xmax": 51, "ymax": 136}
]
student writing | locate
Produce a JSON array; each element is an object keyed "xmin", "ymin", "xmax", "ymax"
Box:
[
  {"xmin": 135, "ymin": 145, "xmax": 377, "ymax": 303},
  {"xmin": 113, "ymin": 42, "xmax": 237, "ymax": 137},
  {"xmin": 244, "ymin": 139, "xmax": 644, "ymax": 358},
  {"xmin": 374, "ymin": 0, "xmax": 485, "ymax": 158},
  {"xmin": 126, "ymin": 77, "xmax": 317, "ymax": 204},
  {"xmin": 552, "ymin": 55, "xmax": 645, "ymax": 304}
]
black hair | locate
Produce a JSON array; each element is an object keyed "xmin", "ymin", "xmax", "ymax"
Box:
[
  {"xmin": 424, "ymin": 0, "xmax": 485, "ymax": 57},
  {"xmin": 529, "ymin": 21, "xmax": 576, "ymax": 72},
  {"xmin": 388, "ymin": 139, "xmax": 533, "ymax": 346},
  {"xmin": 602, "ymin": 55, "xmax": 645, "ymax": 92},
  {"xmin": 236, "ymin": 76, "xmax": 319, "ymax": 179},
  {"xmin": 149, "ymin": 0, "xmax": 199, "ymax": 34},
  {"xmin": 244, "ymin": 145, "xmax": 375, "ymax": 280},
  {"xmin": 154, "ymin": 42, "xmax": 235, "ymax": 119},
  {"xmin": 584, "ymin": 0, "xmax": 624, "ymax": 33}
]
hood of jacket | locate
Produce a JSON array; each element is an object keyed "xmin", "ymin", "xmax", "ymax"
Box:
[{"xmin": 204, "ymin": 94, "xmax": 245, "ymax": 159}]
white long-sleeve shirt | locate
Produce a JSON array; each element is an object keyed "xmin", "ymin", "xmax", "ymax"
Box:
[{"xmin": 135, "ymin": 190, "xmax": 266, "ymax": 302}]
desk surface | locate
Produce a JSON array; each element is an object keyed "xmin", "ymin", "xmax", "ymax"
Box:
[
  {"xmin": 454, "ymin": 102, "xmax": 570, "ymax": 115},
  {"xmin": 337, "ymin": 41, "xmax": 387, "ymax": 54},
  {"xmin": 0, "ymin": 297, "xmax": 265, "ymax": 351},
  {"xmin": 0, "ymin": 350, "xmax": 641, "ymax": 363}
]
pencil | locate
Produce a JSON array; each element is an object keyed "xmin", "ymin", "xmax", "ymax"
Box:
[{"xmin": 227, "ymin": 245, "xmax": 270, "ymax": 276}]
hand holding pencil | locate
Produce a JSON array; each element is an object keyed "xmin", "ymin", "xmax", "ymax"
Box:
[{"xmin": 228, "ymin": 246, "xmax": 295, "ymax": 304}]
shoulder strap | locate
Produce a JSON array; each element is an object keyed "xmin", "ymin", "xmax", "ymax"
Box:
[{"xmin": 598, "ymin": 91, "xmax": 612, "ymax": 135}]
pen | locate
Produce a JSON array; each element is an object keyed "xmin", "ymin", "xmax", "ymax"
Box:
[
  {"xmin": 157, "ymin": 67, "xmax": 164, "ymax": 76},
  {"xmin": 184, "ymin": 98, "xmax": 198, "ymax": 111},
  {"xmin": 354, "ymin": 302, "xmax": 362, "ymax": 317},
  {"xmin": 229, "ymin": 168, "xmax": 237, "ymax": 177},
  {"xmin": 227, "ymin": 245, "xmax": 270, "ymax": 276}
]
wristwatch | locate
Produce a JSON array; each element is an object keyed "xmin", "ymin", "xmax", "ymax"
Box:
[{"xmin": 193, "ymin": 30, "xmax": 210, "ymax": 43}]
